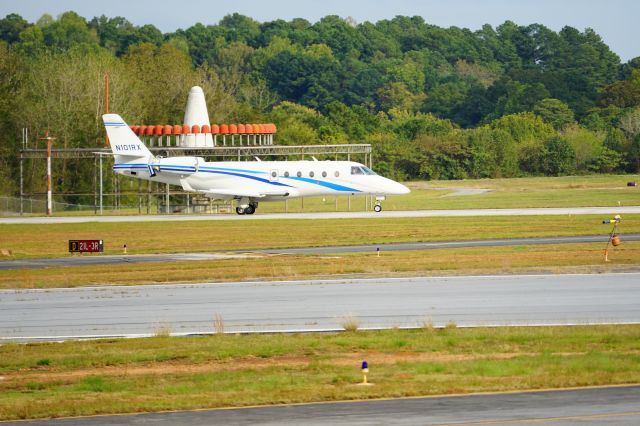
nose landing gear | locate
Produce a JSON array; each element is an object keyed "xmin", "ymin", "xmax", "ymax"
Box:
[{"xmin": 374, "ymin": 195, "xmax": 386, "ymax": 213}]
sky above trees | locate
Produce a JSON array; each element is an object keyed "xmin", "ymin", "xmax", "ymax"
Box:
[{"xmin": 2, "ymin": 0, "xmax": 638, "ymax": 61}]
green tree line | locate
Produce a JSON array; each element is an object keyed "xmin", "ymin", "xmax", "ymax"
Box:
[{"xmin": 1, "ymin": 11, "xmax": 639, "ymax": 202}]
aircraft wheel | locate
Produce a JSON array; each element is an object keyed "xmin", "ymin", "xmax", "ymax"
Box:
[
  {"xmin": 236, "ymin": 207, "xmax": 245, "ymax": 215},
  {"xmin": 374, "ymin": 204, "xmax": 382, "ymax": 213},
  {"xmin": 245, "ymin": 204, "xmax": 255, "ymax": 215}
]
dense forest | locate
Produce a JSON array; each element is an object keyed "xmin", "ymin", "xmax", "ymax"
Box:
[{"xmin": 1, "ymin": 11, "xmax": 639, "ymax": 201}]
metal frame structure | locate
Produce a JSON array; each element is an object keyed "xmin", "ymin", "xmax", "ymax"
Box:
[{"xmin": 18, "ymin": 144, "xmax": 373, "ymax": 216}]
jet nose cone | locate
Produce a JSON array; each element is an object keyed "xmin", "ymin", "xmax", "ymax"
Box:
[
  {"xmin": 383, "ymin": 179, "xmax": 410, "ymax": 195},
  {"xmin": 396, "ymin": 182, "xmax": 410, "ymax": 195}
]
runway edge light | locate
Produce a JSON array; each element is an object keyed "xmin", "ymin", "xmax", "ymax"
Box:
[{"xmin": 361, "ymin": 360, "xmax": 369, "ymax": 384}]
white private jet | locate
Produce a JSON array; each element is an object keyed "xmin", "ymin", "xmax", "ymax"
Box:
[{"xmin": 104, "ymin": 114, "xmax": 410, "ymax": 214}]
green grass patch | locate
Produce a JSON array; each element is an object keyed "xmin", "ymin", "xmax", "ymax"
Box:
[
  {"xmin": 1, "ymin": 325, "xmax": 639, "ymax": 420},
  {"xmin": 1, "ymin": 214, "xmax": 639, "ymax": 261}
]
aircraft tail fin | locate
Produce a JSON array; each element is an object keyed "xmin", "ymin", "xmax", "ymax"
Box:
[{"xmin": 103, "ymin": 114, "xmax": 153, "ymax": 161}]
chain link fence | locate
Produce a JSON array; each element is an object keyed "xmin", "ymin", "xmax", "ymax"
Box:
[{"xmin": 0, "ymin": 196, "xmax": 233, "ymax": 216}]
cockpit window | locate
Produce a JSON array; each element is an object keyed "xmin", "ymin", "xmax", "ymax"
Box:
[{"xmin": 351, "ymin": 166, "xmax": 376, "ymax": 175}]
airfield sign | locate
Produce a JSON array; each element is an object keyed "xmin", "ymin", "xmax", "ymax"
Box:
[{"xmin": 68, "ymin": 239, "xmax": 104, "ymax": 253}]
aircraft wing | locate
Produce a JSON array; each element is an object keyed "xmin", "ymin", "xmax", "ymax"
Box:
[{"xmin": 203, "ymin": 188, "xmax": 291, "ymax": 199}]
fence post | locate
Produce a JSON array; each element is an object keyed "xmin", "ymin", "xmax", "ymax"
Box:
[{"xmin": 19, "ymin": 154, "xmax": 24, "ymax": 216}]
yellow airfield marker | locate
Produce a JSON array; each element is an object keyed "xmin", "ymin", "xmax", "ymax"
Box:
[{"xmin": 602, "ymin": 215, "xmax": 621, "ymax": 262}]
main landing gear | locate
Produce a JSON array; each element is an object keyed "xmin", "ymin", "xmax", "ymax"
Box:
[{"xmin": 236, "ymin": 203, "xmax": 257, "ymax": 215}]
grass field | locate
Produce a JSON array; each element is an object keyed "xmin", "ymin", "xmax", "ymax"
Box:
[
  {"xmin": 1, "ymin": 325, "xmax": 639, "ymax": 420},
  {"xmin": 1, "ymin": 214, "xmax": 639, "ymax": 260},
  {"xmin": 5, "ymin": 174, "xmax": 639, "ymax": 216},
  {"xmin": 2, "ymin": 211, "xmax": 639, "ymax": 288},
  {"xmin": 225, "ymin": 174, "xmax": 640, "ymax": 212},
  {"xmin": 2, "ymin": 241, "xmax": 638, "ymax": 289}
]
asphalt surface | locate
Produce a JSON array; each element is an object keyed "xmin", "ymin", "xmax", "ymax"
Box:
[
  {"xmin": 0, "ymin": 253, "xmax": 256, "ymax": 270},
  {"xmin": 2, "ymin": 273, "xmax": 639, "ymax": 341},
  {"xmin": 3, "ymin": 385, "xmax": 639, "ymax": 425},
  {"xmin": 261, "ymin": 233, "xmax": 640, "ymax": 254},
  {"xmin": 2, "ymin": 234, "xmax": 639, "ymax": 270},
  {"xmin": 2, "ymin": 206, "xmax": 640, "ymax": 224}
]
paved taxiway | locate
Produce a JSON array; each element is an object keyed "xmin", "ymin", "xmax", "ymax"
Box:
[
  {"xmin": 0, "ymin": 252, "xmax": 256, "ymax": 270},
  {"xmin": 2, "ymin": 234, "xmax": 639, "ymax": 270},
  {"xmin": 3, "ymin": 385, "xmax": 639, "ymax": 425},
  {"xmin": 2, "ymin": 273, "xmax": 639, "ymax": 340},
  {"xmin": 261, "ymin": 233, "xmax": 640, "ymax": 254},
  {"xmin": 2, "ymin": 205, "xmax": 640, "ymax": 224}
]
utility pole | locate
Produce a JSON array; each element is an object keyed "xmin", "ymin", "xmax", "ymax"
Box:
[
  {"xmin": 39, "ymin": 132, "xmax": 55, "ymax": 216},
  {"xmin": 105, "ymin": 73, "xmax": 110, "ymax": 146}
]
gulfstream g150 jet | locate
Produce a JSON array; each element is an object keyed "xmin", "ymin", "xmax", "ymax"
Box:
[{"xmin": 104, "ymin": 114, "xmax": 410, "ymax": 214}]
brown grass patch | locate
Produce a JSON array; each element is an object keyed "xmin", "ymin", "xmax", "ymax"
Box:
[{"xmin": 1, "ymin": 242, "xmax": 639, "ymax": 289}]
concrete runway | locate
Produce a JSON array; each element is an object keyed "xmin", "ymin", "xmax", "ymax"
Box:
[
  {"xmin": 2, "ymin": 273, "xmax": 639, "ymax": 341},
  {"xmin": 2, "ymin": 206, "xmax": 640, "ymax": 224},
  {"xmin": 3, "ymin": 385, "xmax": 639, "ymax": 425},
  {"xmin": 2, "ymin": 234, "xmax": 639, "ymax": 270}
]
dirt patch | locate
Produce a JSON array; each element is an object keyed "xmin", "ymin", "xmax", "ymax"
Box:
[
  {"xmin": 7, "ymin": 350, "xmax": 621, "ymax": 386},
  {"xmin": 439, "ymin": 188, "xmax": 494, "ymax": 197},
  {"xmin": 3, "ymin": 351, "xmax": 528, "ymax": 385}
]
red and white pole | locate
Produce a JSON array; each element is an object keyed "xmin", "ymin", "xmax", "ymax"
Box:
[{"xmin": 40, "ymin": 132, "xmax": 55, "ymax": 216}]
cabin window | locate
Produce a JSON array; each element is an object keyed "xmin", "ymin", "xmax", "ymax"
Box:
[
  {"xmin": 284, "ymin": 171, "xmax": 289, "ymax": 177},
  {"xmin": 335, "ymin": 171, "xmax": 340, "ymax": 177},
  {"xmin": 297, "ymin": 171, "xmax": 302, "ymax": 177},
  {"xmin": 309, "ymin": 171, "xmax": 315, "ymax": 177},
  {"xmin": 271, "ymin": 171, "xmax": 277, "ymax": 178},
  {"xmin": 322, "ymin": 171, "xmax": 327, "ymax": 177}
]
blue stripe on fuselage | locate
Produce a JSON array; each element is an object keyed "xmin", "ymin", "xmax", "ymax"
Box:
[
  {"xmin": 113, "ymin": 163, "xmax": 147, "ymax": 169},
  {"xmin": 199, "ymin": 169, "xmax": 292, "ymax": 187},
  {"xmin": 285, "ymin": 176, "xmax": 361, "ymax": 193},
  {"xmin": 113, "ymin": 164, "xmax": 361, "ymax": 192},
  {"xmin": 199, "ymin": 166, "xmax": 265, "ymax": 175}
]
